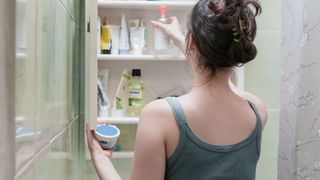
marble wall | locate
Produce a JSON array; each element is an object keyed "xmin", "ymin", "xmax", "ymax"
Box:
[{"xmin": 279, "ymin": 0, "xmax": 320, "ymax": 179}]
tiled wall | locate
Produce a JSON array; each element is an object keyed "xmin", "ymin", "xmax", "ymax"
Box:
[
  {"xmin": 0, "ymin": 1, "xmax": 16, "ymax": 180},
  {"xmin": 15, "ymin": 0, "xmax": 83, "ymax": 179},
  {"xmin": 244, "ymin": 0, "xmax": 281, "ymax": 179}
]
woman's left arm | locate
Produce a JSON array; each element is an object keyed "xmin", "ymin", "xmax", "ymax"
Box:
[
  {"xmin": 86, "ymin": 100, "xmax": 168, "ymax": 180},
  {"xmin": 86, "ymin": 124, "xmax": 122, "ymax": 180},
  {"xmin": 129, "ymin": 101, "xmax": 168, "ymax": 180}
]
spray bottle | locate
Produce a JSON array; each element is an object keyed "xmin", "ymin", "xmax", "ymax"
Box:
[{"xmin": 154, "ymin": 6, "xmax": 171, "ymax": 54}]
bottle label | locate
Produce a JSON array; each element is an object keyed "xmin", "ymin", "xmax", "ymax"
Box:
[
  {"xmin": 101, "ymin": 26, "xmax": 112, "ymax": 50},
  {"xmin": 154, "ymin": 28, "xmax": 170, "ymax": 50},
  {"xmin": 129, "ymin": 90, "xmax": 142, "ymax": 99},
  {"xmin": 130, "ymin": 27, "xmax": 146, "ymax": 49}
]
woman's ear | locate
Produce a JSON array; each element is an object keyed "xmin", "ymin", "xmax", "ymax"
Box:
[
  {"xmin": 185, "ymin": 33, "xmax": 196, "ymax": 56},
  {"xmin": 185, "ymin": 33, "xmax": 199, "ymax": 73}
]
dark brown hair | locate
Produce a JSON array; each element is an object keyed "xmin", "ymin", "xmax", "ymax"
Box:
[{"xmin": 186, "ymin": 0, "xmax": 262, "ymax": 76}]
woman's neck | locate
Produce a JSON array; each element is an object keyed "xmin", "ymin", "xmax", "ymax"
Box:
[{"xmin": 190, "ymin": 68, "xmax": 235, "ymax": 102}]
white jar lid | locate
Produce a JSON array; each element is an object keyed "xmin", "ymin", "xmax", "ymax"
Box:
[{"xmin": 95, "ymin": 125, "xmax": 120, "ymax": 142}]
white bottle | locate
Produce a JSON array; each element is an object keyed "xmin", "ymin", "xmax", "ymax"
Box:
[
  {"xmin": 119, "ymin": 14, "xmax": 130, "ymax": 55},
  {"xmin": 154, "ymin": 6, "xmax": 171, "ymax": 55}
]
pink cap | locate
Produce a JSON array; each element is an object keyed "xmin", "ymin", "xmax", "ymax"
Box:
[{"xmin": 159, "ymin": 5, "xmax": 168, "ymax": 16}]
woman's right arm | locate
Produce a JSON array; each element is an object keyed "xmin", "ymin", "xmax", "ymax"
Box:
[{"xmin": 151, "ymin": 17, "xmax": 186, "ymax": 53}]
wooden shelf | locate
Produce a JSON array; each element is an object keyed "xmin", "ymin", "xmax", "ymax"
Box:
[
  {"xmin": 98, "ymin": 1, "xmax": 196, "ymax": 10},
  {"xmin": 98, "ymin": 54, "xmax": 186, "ymax": 61},
  {"xmin": 98, "ymin": 116, "xmax": 140, "ymax": 124}
]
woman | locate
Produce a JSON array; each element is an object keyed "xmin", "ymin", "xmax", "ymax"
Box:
[{"xmin": 86, "ymin": 0, "xmax": 267, "ymax": 179}]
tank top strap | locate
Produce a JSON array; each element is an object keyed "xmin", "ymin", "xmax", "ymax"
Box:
[
  {"xmin": 165, "ymin": 97, "xmax": 188, "ymax": 169},
  {"xmin": 247, "ymin": 100, "xmax": 263, "ymax": 155},
  {"xmin": 165, "ymin": 97, "xmax": 188, "ymax": 127},
  {"xmin": 247, "ymin": 101, "xmax": 263, "ymax": 131}
]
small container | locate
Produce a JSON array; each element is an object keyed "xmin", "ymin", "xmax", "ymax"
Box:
[{"xmin": 95, "ymin": 125, "xmax": 120, "ymax": 149}]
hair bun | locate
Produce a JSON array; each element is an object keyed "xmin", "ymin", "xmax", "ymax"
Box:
[
  {"xmin": 207, "ymin": 0, "xmax": 225, "ymax": 13},
  {"xmin": 187, "ymin": 0, "xmax": 262, "ymax": 76}
]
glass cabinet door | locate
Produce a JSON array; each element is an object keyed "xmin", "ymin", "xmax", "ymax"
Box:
[{"xmin": 85, "ymin": 0, "xmax": 98, "ymax": 129}]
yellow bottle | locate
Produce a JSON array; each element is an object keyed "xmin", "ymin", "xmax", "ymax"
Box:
[{"xmin": 101, "ymin": 17, "xmax": 111, "ymax": 54}]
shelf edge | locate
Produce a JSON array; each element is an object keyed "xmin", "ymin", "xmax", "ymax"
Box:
[
  {"xmin": 98, "ymin": 55, "xmax": 186, "ymax": 61},
  {"xmin": 98, "ymin": 117, "xmax": 140, "ymax": 124},
  {"xmin": 98, "ymin": 1, "xmax": 196, "ymax": 9}
]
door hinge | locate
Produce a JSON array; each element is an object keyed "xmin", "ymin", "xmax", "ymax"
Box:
[{"xmin": 87, "ymin": 20, "xmax": 90, "ymax": 33}]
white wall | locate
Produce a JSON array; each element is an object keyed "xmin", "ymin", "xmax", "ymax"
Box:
[
  {"xmin": 244, "ymin": 0, "xmax": 281, "ymax": 179},
  {"xmin": 0, "ymin": 0, "xmax": 16, "ymax": 179}
]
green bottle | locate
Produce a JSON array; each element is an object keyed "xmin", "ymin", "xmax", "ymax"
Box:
[{"xmin": 127, "ymin": 69, "xmax": 144, "ymax": 117}]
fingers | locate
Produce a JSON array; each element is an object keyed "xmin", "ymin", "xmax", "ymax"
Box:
[
  {"xmin": 103, "ymin": 142, "xmax": 118, "ymax": 158},
  {"xmin": 170, "ymin": 16, "xmax": 178, "ymax": 20},
  {"xmin": 86, "ymin": 124, "xmax": 95, "ymax": 144},
  {"xmin": 151, "ymin": 20, "xmax": 163, "ymax": 28},
  {"xmin": 168, "ymin": 16, "xmax": 178, "ymax": 23},
  {"xmin": 150, "ymin": 20, "xmax": 157, "ymax": 26},
  {"xmin": 151, "ymin": 16, "xmax": 178, "ymax": 27},
  {"xmin": 85, "ymin": 122, "xmax": 90, "ymax": 131},
  {"xmin": 86, "ymin": 123, "xmax": 93, "ymax": 136},
  {"xmin": 85, "ymin": 123, "xmax": 94, "ymax": 151},
  {"xmin": 85, "ymin": 123, "xmax": 91, "ymax": 138},
  {"xmin": 86, "ymin": 123, "xmax": 98, "ymax": 144},
  {"xmin": 86, "ymin": 123, "xmax": 115, "ymax": 159},
  {"xmin": 97, "ymin": 120, "xmax": 112, "ymax": 125},
  {"xmin": 151, "ymin": 21, "xmax": 172, "ymax": 37}
]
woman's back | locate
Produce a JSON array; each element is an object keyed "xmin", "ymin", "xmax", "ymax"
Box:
[
  {"xmin": 174, "ymin": 90, "xmax": 259, "ymax": 147},
  {"xmin": 163, "ymin": 95, "xmax": 263, "ymax": 180},
  {"xmin": 127, "ymin": 85, "xmax": 267, "ymax": 180}
]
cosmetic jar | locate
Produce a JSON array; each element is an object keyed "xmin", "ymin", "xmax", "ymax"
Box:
[{"xmin": 95, "ymin": 125, "xmax": 120, "ymax": 149}]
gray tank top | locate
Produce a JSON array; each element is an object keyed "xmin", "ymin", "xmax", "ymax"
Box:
[{"xmin": 165, "ymin": 97, "xmax": 262, "ymax": 180}]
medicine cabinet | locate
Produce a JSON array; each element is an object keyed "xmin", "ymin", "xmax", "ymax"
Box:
[{"xmin": 86, "ymin": 0, "xmax": 244, "ymax": 160}]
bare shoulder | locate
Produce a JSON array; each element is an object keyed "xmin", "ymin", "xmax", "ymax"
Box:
[
  {"xmin": 140, "ymin": 99, "xmax": 172, "ymax": 121},
  {"xmin": 237, "ymin": 90, "xmax": 268, "ymax": 128},
  {"xmin": 138, "ymin": 98, "xmax": 174, "ymax": 132}
]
